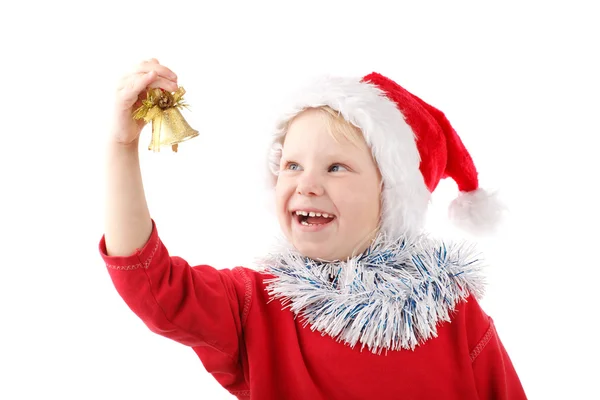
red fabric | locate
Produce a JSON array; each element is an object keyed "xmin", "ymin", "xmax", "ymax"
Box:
[
  {"xmin": 99, "ymin": 220, "xmax": 527, "ymax": 399},
  {"xmin": 361, "ymin": 72, "xmax": 479, "ymax": 193}
]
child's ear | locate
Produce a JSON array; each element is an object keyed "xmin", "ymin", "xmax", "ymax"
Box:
[
  {"xmin": 265, "ymin": 141, "xmax": 283, "ymax": 189},
  {"xmin": 268, "ymin": 142, "xmax": 283, "ymax": 174}
]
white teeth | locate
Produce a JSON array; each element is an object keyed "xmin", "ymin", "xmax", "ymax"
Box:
[
  {"xmin": 301, "ymin": 220, "xmax": 309, "ymax": 226},
  {"xmin": 294, "ymin": 210, "xmax": 335, "ymax": 218}
]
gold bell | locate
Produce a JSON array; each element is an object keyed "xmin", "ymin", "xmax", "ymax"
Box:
[
  {"xmin": 132, "ymin": 86, "xmax": 199, "ymax": 152},
  {"xmin": 148, "ymin": 107, "xmax": 199, "ymax": 152}
]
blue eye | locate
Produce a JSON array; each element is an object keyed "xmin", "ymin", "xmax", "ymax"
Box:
[
  {"xmin": 287, "ymin": 162, "xmax": 301, "ymax": 171},
  {"xmin": 329, "ymin": 164, "xmax": 347, "ymax": 172}
]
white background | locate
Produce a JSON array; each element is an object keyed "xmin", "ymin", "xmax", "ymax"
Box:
[{"xmin": 1, "ymin": 1, "xmax": 598, "ymax": 399}]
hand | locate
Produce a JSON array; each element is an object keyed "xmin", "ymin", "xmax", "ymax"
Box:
[{"xmin": 110, "ymin": 58, "xmax": 179, "ymax": 146}]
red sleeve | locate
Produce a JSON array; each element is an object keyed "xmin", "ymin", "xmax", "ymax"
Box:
[
  {"xmin": 468, "ymin": 303, "xmax": 528, "ymax": 399},
  {"xmin": 98, "ymin": 220, "xmax": 251, "ymax": 364}
]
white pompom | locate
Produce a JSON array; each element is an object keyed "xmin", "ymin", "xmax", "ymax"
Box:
[{"xmin": 448, "ymin": 188, "xmax": 508, "ymax": 236}]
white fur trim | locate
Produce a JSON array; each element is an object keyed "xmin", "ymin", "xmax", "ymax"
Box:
[
  {"xmin": 448, "ymin": 188, "xmax": 507, "ymax": 235},
  {"xmin": 268, "ymin": 75, "xmax": 431, "ymax": 237}
]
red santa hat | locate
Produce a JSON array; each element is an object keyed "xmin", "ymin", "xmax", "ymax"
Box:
[{"xmin": 268, "ymin": 72, "xmax": 506, "ymax": 237}]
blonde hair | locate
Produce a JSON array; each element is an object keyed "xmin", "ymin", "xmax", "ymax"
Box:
[
  {"xmin": 269, "ymin": 106, "xmax": 369, "ymax": 178},
  {"xmin": 279, "ymin": 106, "xmax": 367, "ymax": 148}
]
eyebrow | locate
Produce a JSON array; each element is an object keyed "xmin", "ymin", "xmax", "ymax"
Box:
[{"xmin": 283, "ymin": 147, "xmax": 356, "ymax": 159}]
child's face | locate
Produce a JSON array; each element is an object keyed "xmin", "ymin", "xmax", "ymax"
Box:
[{"xmin": 275, "ymin": 109, "xmax": 382, "ymax": 261}]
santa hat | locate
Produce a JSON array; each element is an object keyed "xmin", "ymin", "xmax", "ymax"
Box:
[{"xmin": 268, "ymin": 72, "xmax": 506, "ymax": 237}]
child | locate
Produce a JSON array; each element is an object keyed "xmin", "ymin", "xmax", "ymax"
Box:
[{"xmin": 100, "ymin": 58, "xmax": 527, "ymax": 399}]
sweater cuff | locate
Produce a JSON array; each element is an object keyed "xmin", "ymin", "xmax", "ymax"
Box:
[{"xmin": 99, "ymin": 219, "xmax": 159, "ymax": 270}]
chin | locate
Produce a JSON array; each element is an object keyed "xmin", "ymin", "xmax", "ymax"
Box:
[{"xmin": 292, "ymin": 239, "xmax": 340, "ymax": 262}]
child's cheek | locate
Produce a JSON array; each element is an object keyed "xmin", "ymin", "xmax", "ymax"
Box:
[{"xmin": 275, "ymin": 177, "xmax": 294, "ymax": 208}]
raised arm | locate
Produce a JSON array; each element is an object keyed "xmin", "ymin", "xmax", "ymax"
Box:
[{"xmin": 103, "ymin": 58, "xmax": 178, "ymax": 256}]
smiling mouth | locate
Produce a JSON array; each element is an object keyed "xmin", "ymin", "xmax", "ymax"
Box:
[{"xmin": 293, "ymin": 210, "xmax": 336, "ymax": 226}]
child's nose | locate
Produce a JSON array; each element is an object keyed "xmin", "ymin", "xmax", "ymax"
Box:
[{"xmin": 297, "ymin": 175, "xmax": 324, "ymax": 197}]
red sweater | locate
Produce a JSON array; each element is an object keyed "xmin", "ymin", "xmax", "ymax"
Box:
[{"xmin": 99, "ymin": 220, "xmax": 527, "ymax": 399}]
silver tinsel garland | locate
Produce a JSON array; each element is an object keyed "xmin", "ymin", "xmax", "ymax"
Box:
[{"xmin": 259, "ymin": 234, "xmax": 486, "ymax": 354}]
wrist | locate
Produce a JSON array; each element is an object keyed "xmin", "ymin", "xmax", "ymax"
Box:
[{"xmin": 107, "ymin": 137, "xmax": 140, "ymax": 151}]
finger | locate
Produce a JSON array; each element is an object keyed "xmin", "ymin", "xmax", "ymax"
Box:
[
  {"xmin": 116, "ymin": 68, "xmax": 176, "ymax": 91},
  {"xmin": 133, "ymin": 62, "xmax": 177, "ymax": 81},
  {"xmin": 147, "ymin": 76, "xmax": 179, "ymax": 92},
  {"xmin": 119, "ymin": 71, "xmax": 181, "ymax": 109},
  {"xmin": 137, "ymin": 58, "xmax": 159, "ymax": 66},
  {"xmin": 119, "ymin": 71, "xmax": 159, "ymax": 108},
  {"xmin": 120, "ymin": 58, "xmax": 159, "ymax": 80},
  {"xmin": 117, "ymin": 58, "xmax": 175, "ymax": 90}
]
